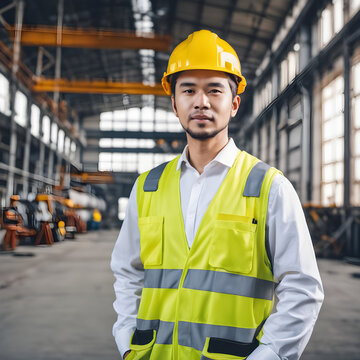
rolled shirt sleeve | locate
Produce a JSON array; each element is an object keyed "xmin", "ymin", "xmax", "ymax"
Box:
[{"xmin": 247, "ymin": 175, "xmax": 324, "ymax": 360}]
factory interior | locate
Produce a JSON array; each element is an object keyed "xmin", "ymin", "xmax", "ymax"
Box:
[{"xmin": 0, "ymin": 0, "xmax": 359, "ymax": 359}]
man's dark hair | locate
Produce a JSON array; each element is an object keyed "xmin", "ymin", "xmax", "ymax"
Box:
[{"xmin": 170, "ymin": 71, "xmax": 240, "ymax": 99}]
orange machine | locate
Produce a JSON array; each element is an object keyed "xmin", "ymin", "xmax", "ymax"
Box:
[{"xmin": 1, "ymin": 196, "xmax": 37, "ymax": 251}]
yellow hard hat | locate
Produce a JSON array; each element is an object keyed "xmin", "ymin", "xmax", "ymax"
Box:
[{"xmin": 161, "ymin": 30, "xmax": 247, "ymax": 95}]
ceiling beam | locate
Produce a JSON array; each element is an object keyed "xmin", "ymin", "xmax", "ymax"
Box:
[
  {"xmin": 175, "ymin": 17, "xmax": 271, "ymax": 44},
  {"xmin": 32, "ymin": 78, "xmax": 166, "ymax": 95},
  {"xmin": 87, "ymin": 146, "xmax": 180, "ymax": 154},
  {"xmin": 86, "ymin": 130, "xmax": 186, "ymax": 140},
  {"xmin": 7, "ymin": 25, "xmax": 171, "ymax": 51},
  {"xmin": 181, "ymin": 0, "xmax": 284, "ymax": 22}
]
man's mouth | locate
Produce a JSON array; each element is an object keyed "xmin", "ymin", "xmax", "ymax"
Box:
[{"xmin": 190, "ymin": 114, "xmax": 213, "ymax": 121}]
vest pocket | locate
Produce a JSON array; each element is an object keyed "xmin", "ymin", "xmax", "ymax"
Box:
[
  {"xmin": 138, "ymin": 216, "xmax": 164, "ymax": 266},
  {"xmin": 209, "ymin": 217, "xmax": 256, "ymax": 274},
  {"xmin": 128, "ymin": 329, "xmax": 156, "ymax": 360},
  {"xmin": 201, "ymin": 336, "xmax": 258, "ymax": 359}
]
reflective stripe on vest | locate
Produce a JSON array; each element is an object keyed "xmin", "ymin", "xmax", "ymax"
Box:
[
  {"xmin": 178, "ymin": 321, "xmax": 257, "ymax": 351},
  {"xmin": 136, "ymin": 318, "xmax": 257, "ymax": 349},
  {"xmin": 243, "ymin": 161, "xmax": 271, "ymax": 197},
  {"xmin": 143, "ymin": 161, "xmax": 169, "ymax": 192},
  {"xmin": 144, "ymin": 268, "xmax": 274, "ymax": 300},
  {"xmin": 137, "ymin": 318, "xmax": 174, "ymax": 345}
]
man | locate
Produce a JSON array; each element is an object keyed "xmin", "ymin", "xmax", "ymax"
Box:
[{"xmin": 111, "ymin": 30, "xmax": 324, "ymax": 360}]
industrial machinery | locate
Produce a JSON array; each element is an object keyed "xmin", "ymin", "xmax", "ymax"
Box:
[{"xmin": 1, "ymin": 196, "xmax": 38, "ymax": 251}]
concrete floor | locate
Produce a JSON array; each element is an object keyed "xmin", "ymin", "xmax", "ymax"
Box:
[{"xmin": 0, "ymin": 229, "xmax": 359, "ymax": 360}]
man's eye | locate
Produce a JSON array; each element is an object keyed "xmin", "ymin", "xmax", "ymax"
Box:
[
  {"xmin": 184, "ymin": 89, "xmax": 194, "ymax": 93},
  {"xmin": 209, "ymin": 89, "xmax": 221, "ymax": 93}
]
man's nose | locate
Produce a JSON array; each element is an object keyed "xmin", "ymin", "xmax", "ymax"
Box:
[{"xmin": 194, "ymin": 91, "xmax": 210, "ymax": 109}]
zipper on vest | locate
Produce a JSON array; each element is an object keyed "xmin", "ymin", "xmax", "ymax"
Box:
[{"xmin": 252, "ymin": 218, "xmax": 258, "ymax": 224}]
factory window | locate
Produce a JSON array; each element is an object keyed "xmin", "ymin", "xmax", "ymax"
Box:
[
  {"xmin": 51, "ymin": 122, "xmax": 58, "ymax": 149},
  {"xmin": 280, "ymin": 49, "xmax": 299, "ymax": 91},
  {"xmin": 58, "ymin": 129, "xmax": 65, "ymax": 153},
  {"xmin": 0, "ymin": 73, "xmax": 10, "ymax": 115},
  {"xmin": 288, "ymin": 51, "xmax": 298, "ymax": 82},
  {"xmin": 118, "ymin": 197, "xmax": 129, "ymax": 220},
  {"xmin": 127, "ymin": 108, "xmax": 141, "ymax": 131},
  {"xmin": 30, "ymin": 104, "xmax": 40, "ymax": 138},
  {"xmin": 280, "ymin": 59, "xmax": 288, "ymax": 90},
  {"xmin": 320, "ymin": 0, "xmax": 344, "ymax": 48},
  {"xmin": 350, "ymin": 0, "xmax": 360, "ymax": 14},
  {"xmin": 14, "ymin": 91, "xmax": 27, "ymax": 127},
  {"xmin": 64, "ymin": 137, "xmax": 71, "ymax": 156},
  {"xmin": 99, "ymin": 153, "xmax": 112, "ymax": 171},
  {"xmin": 70, "ymin": 141, "xmax": 77, "ymax": 160},
  {"xmin": 321, "ymin": 75, "xmax": 344, "ymax": 206},
  {"xmin": 99, "ymin": 152, "xmax": 177, "ymax": 173},
  {"xmin": 352, "ymin": 61, "xmax": 360, "ymax": 205},
  {"xmin": 42, "ymin": 115, "xmax": 50, "ymax": 144},
  {"xmin": 254, "ymin": 81, "xmax": 272, "ymax": 115},
  {"xmin": 99, "ymin": 138, "xmax": 155, "ymax": 149},
  {"xmin": 100, "ymin": 107, "xmax": 182, "ymax": 133}
]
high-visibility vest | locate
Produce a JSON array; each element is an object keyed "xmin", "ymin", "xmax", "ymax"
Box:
[{"xmin": 127, "ymin": 150, "xmax": 282, "ymax": 360}]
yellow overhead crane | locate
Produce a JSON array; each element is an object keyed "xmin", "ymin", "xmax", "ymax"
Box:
[
  {"xmin": 5, "ymin": 25, "xmax": 169, "ymax": 95},
  {"xmin": 7, "ymin": 25, "xmax": 171, "ymax": 51},
  {"xmin": 32, "ymin": 78, "xmax": 166, "ymax": 95}
]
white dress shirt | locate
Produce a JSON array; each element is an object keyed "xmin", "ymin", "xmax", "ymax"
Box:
[{"xmin": 111, "ymin": 138, "xmax": 324, "ymax": 360}]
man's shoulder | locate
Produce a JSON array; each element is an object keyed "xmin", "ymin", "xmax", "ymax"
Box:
[
  {"xmin": 239, "ymin": 151, "xmax": 283, "ymax": 177},
  {"xmin": 137, "ymin": 155, "xmax": 180, "ymax": 191}
]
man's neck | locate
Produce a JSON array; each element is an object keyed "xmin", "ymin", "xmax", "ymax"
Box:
[{"xmin": 186, "ymin": 134, "xmax": 229, "ymax": 174}]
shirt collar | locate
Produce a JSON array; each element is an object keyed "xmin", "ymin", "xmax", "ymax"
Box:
[{"xmin": 176, "ymin": 138, "xmax": 240, "ymax": 171}]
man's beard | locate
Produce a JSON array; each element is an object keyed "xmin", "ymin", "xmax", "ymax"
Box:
[{"xmin": 181, "ymin": 121, "xmax": 229, "ymax": 140}]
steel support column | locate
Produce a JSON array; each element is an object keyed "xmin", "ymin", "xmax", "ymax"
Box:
[
  {"xmin": 22, "ymin": 92, "xmax": 31, "ymax": 196},
  {"xmin": 299, "ymin": 24, "xmax": 311, "ymax": 72},
  {"xmin": 300, "ymin": 84, "xmax": 311, "ymax": 203},
  {"xmin": 343, "ymin": 41, "xmax": 351, "ymax": 255},
  {"xmin": 54, "ymin": 0, "xmax": 63, "ymax": 106},
  {"xmin": 38, "ymin": 112, "xmax": 45, "ymax": 178},
  {"xmin": 50, "ymin": 0, "xmax": 64, "ymax": 182},
  {"xmin": 299, "ymin": 24, "xmax": 312, "ymax": 203},
  {"xmin": 47, "ymin": 148, "xmax": 55, "ymax": 179},
  {"xmin": 6, "ymin": 0, "xmax": 24, "ymax": 204},
  {"xmin": 343, "ymin": 42, "xmax": 351, "ymax": 209}
]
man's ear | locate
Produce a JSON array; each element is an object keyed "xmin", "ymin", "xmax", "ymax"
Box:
[
  {"xmin": 171, "ymin": 95, "xmax": 178, "ymax": 117},
  {"xmin": 231, "ymin": 95, "xmax": 241, "ymax": 117}
]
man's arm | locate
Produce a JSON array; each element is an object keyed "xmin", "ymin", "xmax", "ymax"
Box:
[
  {"xmin": 110, "ymin": 179, "xmax": 143, "ymax": 358},
  {"xmin": 247, "ymin": 175, "xmax": 324, "ymax": 360}
]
